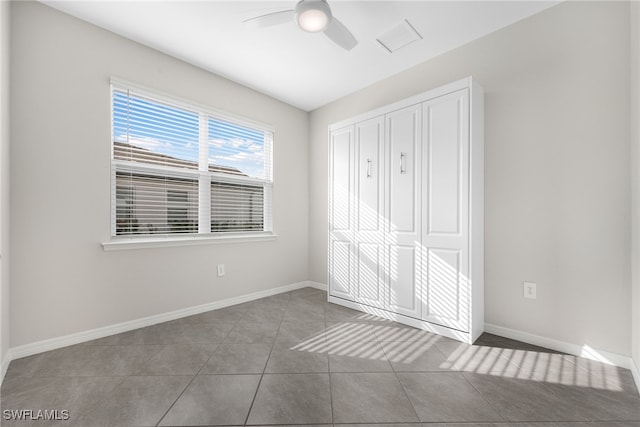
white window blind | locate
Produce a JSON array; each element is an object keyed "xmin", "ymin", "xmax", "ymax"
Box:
[{"xmin": 111, "ymin": 82, "xmax": 273, "ymax": 238}]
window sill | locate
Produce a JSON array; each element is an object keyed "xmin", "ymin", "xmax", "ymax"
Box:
[{"xmin": 101, "ymin": 232, "xmax": 278, "ymax": 251}]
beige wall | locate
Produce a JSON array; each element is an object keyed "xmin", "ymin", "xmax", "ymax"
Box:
[
  {"xmin": 631, "ymin": 0, "xmax": 640, "ymax": 374},
  {"xmin": 1, "ymin": 0, "xmax": 10, "ymax": 373},
  {"xmin": 10, "ymin": 1, "xmax": 309, "ymax": 347},
  {"xmin": 309, "ymin": 1, "xmax": 632, "ymax": 356}
]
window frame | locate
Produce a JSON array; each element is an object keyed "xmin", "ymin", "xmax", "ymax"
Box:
[{"xmin": 104, "ymin": 78, "xmax": 276, "ymax": 250}]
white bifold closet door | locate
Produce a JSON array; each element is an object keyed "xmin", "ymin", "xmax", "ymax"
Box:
[
  {"xmin": 329, "ymin": 125, "xmax": 356, "ymax": 301},
  {"xmin": 354, "ymin": 117, "xmax": 386, "ymax": 309},
  {"xmin": 385, "ymin": 104, "xmax": 422, "ymax": 319},
  {"xmin": 328, "ymin": 77, "xmax": 484, "ymax": 344},
  {"xmin": 421, "ymin": 89, "xmax": 470, "ymax": 332}
]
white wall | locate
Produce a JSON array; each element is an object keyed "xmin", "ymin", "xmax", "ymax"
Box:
[
  {"xmin": 309, "ymin": 1, "xmax": 632, "ymax": 356},
  {"xmin": 631, "ymin": 0, "xmax": 640, "ymax": 379},
  {"xmin": 0, "ymin": 0, "xmax": 10, "ymax": 377},
  {"xmin": 10, "ymin": 1, "xmax": 309, "ymax": 348}
]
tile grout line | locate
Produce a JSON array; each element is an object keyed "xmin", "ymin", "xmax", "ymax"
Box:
[
  {"xmin": 154, "ymin": 318, "xmax": 240, "ymax": 427},
  {"xmin": 6, "ymin": 341, "xmax": 170, "ymax": 425},
  {"xmin": 242, "ymin": 313, "xmax": 284, "ymax": 426},
  {"xmin": 325, "ymin": 308, "xmax": 335, "ymax": 425},
  {"xmin": 386, "ymin": 351, "xmax": 423, "ymax": 423},
  {"xmin": 459, "ymin": 371, "xmax": 509, "ymax": 424},
  {"xmin": 152, "ymin": 360, "xmax": 212, "ymax": 426}
]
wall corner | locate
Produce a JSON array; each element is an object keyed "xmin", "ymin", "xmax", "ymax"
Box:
[{"xmin": 630, "ymin": 0, "xmax": 640, "ymax": 391}]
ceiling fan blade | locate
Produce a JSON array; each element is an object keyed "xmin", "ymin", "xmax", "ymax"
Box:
[
  {"xmin": 243, "ymin": 10, "xmax": 295, "ymax": 28},
  {"xmin": 323, "ymin": 17, "xmax": 357, "ymax": 50}
]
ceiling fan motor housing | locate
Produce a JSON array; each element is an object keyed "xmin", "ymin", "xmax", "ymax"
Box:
[{"xmin": 295, "ymin": 0, "xmax": 332, "ymax": 33}]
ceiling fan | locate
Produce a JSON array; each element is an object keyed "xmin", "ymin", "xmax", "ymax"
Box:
[{"xmin": 243, "ymin": 0, "xmax": 358, "ymax": 51}]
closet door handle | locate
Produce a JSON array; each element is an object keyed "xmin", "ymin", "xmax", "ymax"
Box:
[
  {"xmin": 400, "ymin": 152, "xmax": 407, "ymax": 174},
  {"xmin": 366, "ymin": 158, "xmax": 372, "ymax": 178}
]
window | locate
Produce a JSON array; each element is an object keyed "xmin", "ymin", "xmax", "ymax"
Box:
[{"xmin": 111, "ymin": 81, "xmax": 273, "ymax": 240}]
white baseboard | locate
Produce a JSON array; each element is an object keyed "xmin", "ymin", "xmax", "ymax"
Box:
[
  {"xmin": 1, "ymin": 349, "xmax": 9, "ymax": 383},
  {"xmin": 632, "ymin": 357, "xmax": 640, "ymax": 392},
  {"xmin": 485, "ymin": 323, "xmax": 632, "ymax": 369},
  {"xmin": 7, "ymin": 280, "xmax": 318, "ymax": 363},
  {"xmin": 307, "ymin": 281, "xmax": 327, "ymax": 292}
]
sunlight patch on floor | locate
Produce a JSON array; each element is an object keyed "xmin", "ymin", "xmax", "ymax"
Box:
[{"xmin": 287, "ymin": 321, "xmax": 627, "ymax": 393}]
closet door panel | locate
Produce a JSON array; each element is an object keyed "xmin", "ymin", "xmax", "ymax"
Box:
[
  {"xmin": 388, "ymin": 108, "xmax": 419, "ymax": 233},
  {"xmin": 331, "ymin": 241, "xmax": 354, "ymax": 299},
  {"xmin": 329, "ymin": 126, "xmax": 356, "ymax": 301},
  {"xmin": 330, "ymin": 127, "xmax": 353, "ymax": 232},
  {"xmin": 357, "ymin": 119, "xmax": 383, "ymax": 233},
  {"xmin": 428, "ymin": 100, "xmax": 461, "ymax": 235},
  {"xmin": 355, "ymin": 117, "xmax": 386, "ymax": 308},
  {"xmin": 385, "ymin": 105, "xmax": 421, "ymax": 319},
  {"xmin": 425, "ymin": 248, "xmax": 469, "ymax": 327},
  {"xmin": 422, "ymin": 89, "xmax": 470, "ymax": 331},
  {"xmin": 388, "ymin": 245, "xmax": 419, "ymax": 316},
  {"xmin": 358, "ymin": 243, "xmax": 383, "ymax": 304}
]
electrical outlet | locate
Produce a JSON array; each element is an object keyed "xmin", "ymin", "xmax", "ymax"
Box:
[
  {"xmin": 217, "ymin": 264, "xmax": 225, "ymax": 277},
  {"xmin": 523, "ymin": 281, "xmax": 536, "ymax": 299}
]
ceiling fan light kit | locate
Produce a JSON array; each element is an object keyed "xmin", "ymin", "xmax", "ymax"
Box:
[
  {"xmin": 244, "ymin": 0, "xmax": 358, "ymax": 51},
  {"xmin": 295, "ymin": 0, "xmax": 332, "ymax": 33}
]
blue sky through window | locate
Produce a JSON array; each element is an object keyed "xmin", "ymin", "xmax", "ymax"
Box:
[
  {"xmin": 113, "ymin": 90, "xmax": 266, "ymax": 179},
  {"xmin": 113, "ymin": 91, "xmax": 199, "ymax": 162},
  {"xmin": 208, "ymin": 118, "xmax": 265, "ymax": 179}
]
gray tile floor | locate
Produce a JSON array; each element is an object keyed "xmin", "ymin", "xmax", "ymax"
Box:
[{"xmin": 1, "ymin": 287, "xmax": 639, "ymax": 427}]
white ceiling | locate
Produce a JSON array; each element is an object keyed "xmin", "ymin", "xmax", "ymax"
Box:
[{"xmin": 41, "ymin": 0, "xmax": 559, "ymax": 111}]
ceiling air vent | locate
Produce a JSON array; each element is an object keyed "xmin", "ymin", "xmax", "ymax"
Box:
[{"xmin": 376, "ymin": 19, "xmax": 423, "ymax": 53}]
